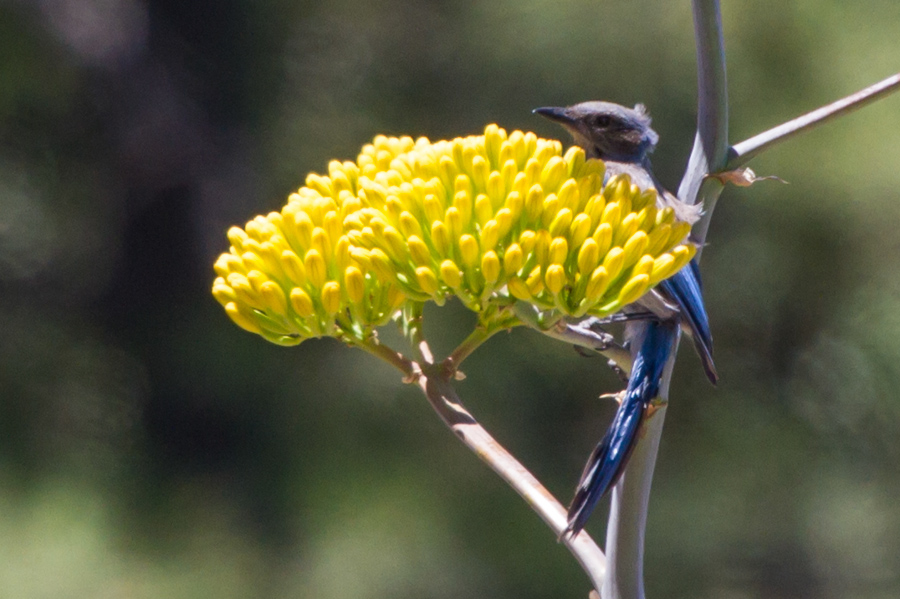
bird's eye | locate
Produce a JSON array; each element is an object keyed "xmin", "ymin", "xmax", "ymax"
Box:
[{"xmin": 593, "ymin": 115, "xmax": 612, "ymax": 128}]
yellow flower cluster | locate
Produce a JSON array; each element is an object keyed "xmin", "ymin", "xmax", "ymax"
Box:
[{"xmin": 212, "ymin": 125, "xmax": 696, "ymax": 345}]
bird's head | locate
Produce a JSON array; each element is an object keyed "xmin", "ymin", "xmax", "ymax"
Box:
[{"xmin": 533, "ymin": 101, "xmax": 659, "ymax": 162}]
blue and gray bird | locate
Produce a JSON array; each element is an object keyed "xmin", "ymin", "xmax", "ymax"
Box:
[{"xmin": 534, "ymin": 101, "xmax": 717, "ymax": 537}]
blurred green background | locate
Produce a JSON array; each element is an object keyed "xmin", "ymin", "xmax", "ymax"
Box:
[{"xmin": 1, "ymin": 0, "xmax": 899, "ymax": 597}]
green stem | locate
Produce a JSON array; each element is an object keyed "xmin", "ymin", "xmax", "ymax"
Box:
[
  {"xmin": 353, "ymin": 336, "xmax": 418, "ymax": 379},
  {"xmin": 444, "ymin": 306, "xmax": 521, "ymax": 372},
  {"xmin": 400, "ymin": 302, "xmax": 435, "ymax": 365}
]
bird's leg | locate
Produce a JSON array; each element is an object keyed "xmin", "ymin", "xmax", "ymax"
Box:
[
  {"xmin": 559, "ymin": 318, "xmax": 625, "ymax": 355},
  {"xmin": 580, "ymin": 311, "xmax": 658, "ymax": 327}
]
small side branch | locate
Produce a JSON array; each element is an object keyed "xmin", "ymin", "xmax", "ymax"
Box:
[
  {"xmin": 729, "ymin": 72, "xmax": 900, "ymax": 168},
  {"xmin": 415, "ymin": 364, "xmax": 607, "ymax": 593}
]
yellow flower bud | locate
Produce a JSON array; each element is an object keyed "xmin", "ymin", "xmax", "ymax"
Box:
[
  {"xmin": 289, "ymin": 287, "xmax": 315, "ymax": 317},
  {"xmin": 518, "ymin": 230, "xmax": 536, "ymax": 254},
  {"xmin": 475, "ymin": 193, "xmax": 493, "ymax": 226},
  {"xmin": 481, "ymin": 220, "xmax": 500, "ymax": 251},
  {"xmin": 455, "ymin": 173, "xmax": 472, "ymax": 196},
  {"xmin": 445, "ymin": 206, "xmax": 463, "ymax": 238},
  {"xmin": 431, "ymin": 221, "xmax": 451, "ymax": 257},
  {"xmin": 592, "ymin": 222, "xmax": 613, "ymax": 257},
  {"xmin": 632, "ymin": 255, "xmax": 655, "ymax": 278},
  {"xmin": 368, "ymin": 248, "xmax": 396, "ymax": 281},
  {"xmin": 482, "ymin": 251, "xmax": 501, "ymax": 283},
  {"xmin": 667, "ymin": 222, "xmax": 692, "ymax": 249},
  {"xmin": 487, "ymin": 171, "xmax": 504, "ymax": 205},
  {"xmin": 601, "ymin": 201, "xmax": 622, "ymax": 230},
  {"xmin": 613, "ymin": 213, "xmax": 640, "ymax": 247},
  {"xmin": 618, "ymin": 274, "xmax": 650, "ymax": 306},
  {"xmin": 344, "ymin": 266, "xmax": 365, "ymax": 304},
  {"xmin": 549, "ymin": 237, "xmax": 569, "ymax": 265},
  {"xmin": 621, "ymin": 231, "xmax": 649, "ymax": 268},
  {"xmin": 399, "ymin": 211, "xmax": 423, "ymax": 239},
  {"xmin": 548, "ymin": 208, "xmax": 573, "ymax": 238},
  {"xmin": 494, "ymin": 208, "xmax": 514, "ymax": 238},
  {"xmin": 557, "ymin": 178, "xmax": 580, "ymax": 212},
  {"xmin": 525, "ymin": 184, "xmax": 544, "ymax": 221},
  {"xmin": 408, "ymin": 235, "xmax": 432, "ymax": 267},
  {"xmin": 507, "ymin": 277, "xmax": 533, "ymax": 301},
  {"xmin": 503, "ymin": 191, "xmax": 523, "ymax": 221},
  {"xmin": 503, "ymin": 243, "xmax": 524, "ymax": 275},
  {"xmin": 541, "ymin": 194, "xmax": 561, "ymax": 229},
  {"xmin": 656, "ymin": 206, "xmax": 675, "ymax": 227},
  {"xmin": 501, "ymin": 159, "xmax": 517, "ymax": 193},
  {"xmin": 646, "ymin": 224, "xmax": 672, "ymax": 256},
  {"xmin": 526, "ymin": 265, "xmax": 544, "ymax": 295},
  {"xmin": 423, "ymin": 194, "xmax": 443, "ymax": 225},
  {"xmin": 321, "ymin": 281, "xmax": 342, "ymax": 314},
  {"xmin": 585, "ymin": 266, "xmax": 611, "ymax": 301},
  {"xmin": 214, "ymin": 254, "xmax": 243, "ymax": 278},
  {"xmin": 440, "ymin": 259, "xmax": 462, "ymax": 288},
  {"xmin": 545, "ymin": 264, "xmax": 566, "ymax": 294},
  {"xmin": 577, "ymin": 238, "xmax": 600, "ymax": 274},
  {"xmin": 225, "ymin": 302, "xmax": 262, "ymax": 334},
  {"xmin": 540, "ymin": 156, "xmax": 566, "ymax": 192},
  {"xmin": 471, "ymin": 154, "xmax": 489, "ymax": 191},
  {"xmin": 602, "ymin": 247, "xmax": 625, "ymax": 281},
  {"xmin": 260, "ymin": 281, "xmax": 288, "ymax": 315},
  {"xmin": 212, "ymin": 279, "xmax": 237, "ymax": 306},
  {"xmin": 227, "ymin": 226, "xmax": 249, "ymax": 252},
  {"xmin": 459, "ymin": 234, "xmax": 479, "ymax": 267},
  {"xmin": 636, "ymin": 205, "xmax": 658, "ymax": 232},
  {"xmin": 415, "ymin": 266, "xmax": 440, "ymax": 296},
  {"xmin": 304, "ymin": 249, "xmax": 327, "ymax": 289},
  {"xmin": 671, "ymin": 244, "xmax": 697, "ymax": 271},
  {"xmin": 564, "ymin": 145, "xmax": 585, "ymax": 177},
  {"xmin": 584, "ymin": 194, "xmax": 606, "ymax": 226},
  {"xmin": 569, "ymin": 213, "xmax": 592, "ymax": 248},
  {"xmin": 649, "ymin": 253, "xmax": 676, "ymax": 285}
]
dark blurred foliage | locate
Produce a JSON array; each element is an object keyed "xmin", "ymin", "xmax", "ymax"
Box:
[{"xmin": 1, "ymin": 0, "xmax": 899, "ymax": 597}]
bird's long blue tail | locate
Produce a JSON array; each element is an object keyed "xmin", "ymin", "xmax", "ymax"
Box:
[{"xmin": 563, "ymin": 319, "xmax": 678, "ymax": 539}]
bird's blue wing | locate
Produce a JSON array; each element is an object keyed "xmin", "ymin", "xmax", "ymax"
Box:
[
  {"xmin": 657, "ymin": 259, "xmax": 717, "ymax": 384},
  {"xmin": 563, "ymin": 320, "xmax": 678, "ymax": 538}
]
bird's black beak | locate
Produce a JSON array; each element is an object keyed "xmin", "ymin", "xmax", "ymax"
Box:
[{"xmin": 533, "ymin": 106, "xmax": 576, "ymax": 126}]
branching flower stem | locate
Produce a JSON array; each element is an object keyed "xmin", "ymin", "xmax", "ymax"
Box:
[
  {"xmin": 360, "ymin": 326, "xmax": 610, "ymax": 589},
  {"xmin": 355, "ymin": 336, "xmax": 417, "ymax": 379}
]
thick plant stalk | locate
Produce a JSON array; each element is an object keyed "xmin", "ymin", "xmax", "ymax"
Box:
[
  {"xmin": 600, "ymin": 0, "xmax": 729, "ymax": 597},
  {"xmin": 598, "ymin": 3, "xmax": 900, "ymax": 598}
]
